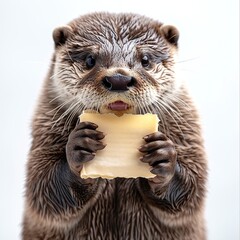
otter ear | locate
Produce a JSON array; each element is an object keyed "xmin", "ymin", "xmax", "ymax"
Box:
[
  {"xmin": 52, "ymin": 25, "xmax": 73, "ymax": 47},
  {"xmin": 160, "ymin": 25, "xmax": 179, "ymax": 46}
]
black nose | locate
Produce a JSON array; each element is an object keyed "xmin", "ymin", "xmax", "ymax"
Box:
[{"xmin": 102, "ymin": 74, "xmax": 135, "ymax": 91}]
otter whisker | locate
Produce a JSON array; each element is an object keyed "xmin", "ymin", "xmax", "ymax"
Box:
[
  {"xmin": 49, "ymin": 94, "xmax": 64, "ymax": 104},
  {"xmin": 135, "ymin": 97, "xmax": 145, "ymax": 114},
  {"xmin": 158, "ymin": 97, "xmax": 183, "ymax": 125},
  {"xmin": 145, "ymin": 100, "xmax": 154, "ymax": 114},
  {"xmin": 138, "ymin": 99, "xmax": 146, "ymax": 114},
  {"xmin": 156, "ymin": 98, "xmax": 184, "ymax": 136},
  {"xmin": 63, "ymin": 101, "xmax": 84, "ymax": 133},
  {"xmin": 50, "ymin": 61, "xmax": 69, "ymax": 66},
  {"xmin": 175, "ymin": 57, "xmax": 199, "ymax": 64},
  {"xmin": 165, "ymin": 92, "xmax": 191, "ymax": 110},
  {"xmin": 64, "ymin": 102, "xmax": 78, "ymax": 130},
  {"xmin": 49, "ymin": 97, "xmax": 73, "ymax": 118},
  {"xmin": 50, "ymin": 67, "xmax": 72, "ymax": 80},
  {"xmin": 164, "ymin": 92, "xmax": 196, "ymax": 129},
  {"xmin": 151, "ymin": 102, "xmax": 169, "ymax": 135},
  {"xmin": 51, "ymin": 99, "xmax": 77, "ymax": 129},
  {"xmin": 165, "ymin": 98, "xmax": 195, "ymax": 133}
]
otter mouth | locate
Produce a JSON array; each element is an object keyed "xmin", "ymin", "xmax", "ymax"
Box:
[{"xmin": 108, "ymin": 101, "xmax": 130, "ymax": 111}]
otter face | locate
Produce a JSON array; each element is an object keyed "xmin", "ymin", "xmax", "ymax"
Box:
[{"xmin": 51, "ymin": 12, "xmax": 179, "ymax": 115}]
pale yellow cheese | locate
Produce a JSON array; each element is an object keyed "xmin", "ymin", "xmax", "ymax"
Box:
[{"xmin": 79, "ymin": 112, "xmax": 159, "ymax": 179}]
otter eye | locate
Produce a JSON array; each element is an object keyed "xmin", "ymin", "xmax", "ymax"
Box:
[
  {"xmin": 86, "ymin": 55, "xmax": 96, "ymax": 69},
  {"xmin": 141, "ymin": 55, "xmax": 150, "ymax": 68}
]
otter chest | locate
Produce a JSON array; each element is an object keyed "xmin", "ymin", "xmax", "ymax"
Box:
[{"xmin": 79, "ymin": 179, "xmax": 161, "ymax": 240}]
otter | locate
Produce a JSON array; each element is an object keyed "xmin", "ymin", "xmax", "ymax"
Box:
[{"xmin": 22, "ymin": 12, "xmax": 207, "ymax": 240}]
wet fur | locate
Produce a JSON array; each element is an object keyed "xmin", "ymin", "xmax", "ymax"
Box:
[{"xmin": 22, "ymin": 12, "xmax": 207, "ymax": 239}]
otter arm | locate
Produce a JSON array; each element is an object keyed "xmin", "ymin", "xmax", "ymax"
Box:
[
  {"xmin": 23, "ymin": 129, "xmax": 103, "ymax": 227},
  {"xmin": 137, "ymin": 143, "xmax": 207, "ymax": 214}
]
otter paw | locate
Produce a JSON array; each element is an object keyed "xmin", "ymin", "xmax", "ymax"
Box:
[
  {"xmin": 139, "ymin": 132, "xmax": 177, "ymax": 184},
  {"xmin": 66, "ymin": 121, "xmax": 106, "ymax": 173}
]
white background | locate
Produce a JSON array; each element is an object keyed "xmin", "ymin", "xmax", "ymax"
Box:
[{"xmin": 0, "ymin": 0, "xmax": 239, "ymax": 239}]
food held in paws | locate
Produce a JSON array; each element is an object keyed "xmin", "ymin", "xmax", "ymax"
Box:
[{"xmin": 79, "ymin": 112, "xmax": 159, "ymax": 178}]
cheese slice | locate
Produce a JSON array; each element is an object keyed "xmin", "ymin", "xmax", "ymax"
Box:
[{"xmin": 79, "ymin": 112, "xmax": 159, "ymax": 179}]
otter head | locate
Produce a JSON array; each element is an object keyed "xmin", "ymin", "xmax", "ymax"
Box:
[{"xmin": 51, "ymin": 12, "xmax": 179, "ymax": 116}]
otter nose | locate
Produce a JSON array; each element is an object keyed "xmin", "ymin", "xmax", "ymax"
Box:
[{"xmin": 102, "ymin": 74, "xmax": 135, "ymax": 91}]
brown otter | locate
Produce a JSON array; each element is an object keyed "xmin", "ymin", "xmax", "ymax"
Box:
[{"xmin": 22, "ymin": 12, "xmax": 207, "ymax": 240}]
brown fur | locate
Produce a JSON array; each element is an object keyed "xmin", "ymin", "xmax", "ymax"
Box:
[{"xmin": 22, "ymin": 12, "xmax": 207, "ymax": 239}]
